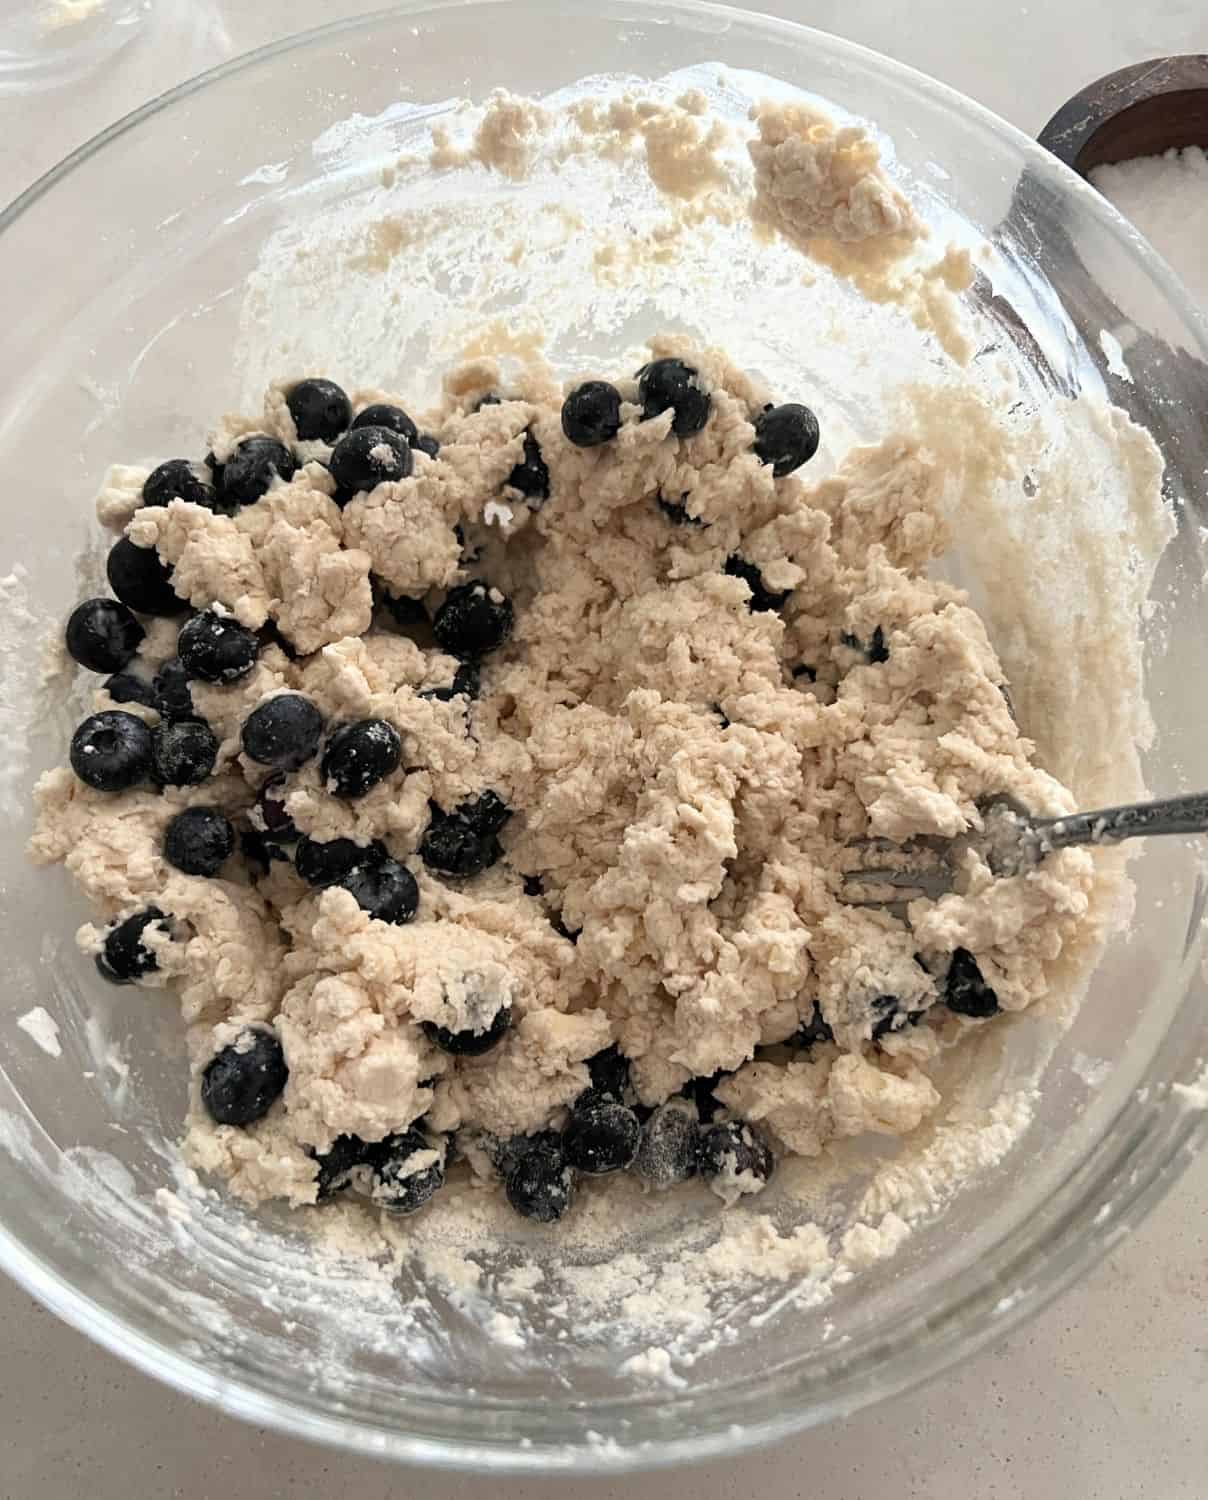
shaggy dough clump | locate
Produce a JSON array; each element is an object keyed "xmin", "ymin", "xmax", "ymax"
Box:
[{"xmin": 30, "ymin": 331, "xmax": 1097, "ymax": 1212}]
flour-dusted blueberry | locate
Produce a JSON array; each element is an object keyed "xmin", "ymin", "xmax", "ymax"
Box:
[
  {"xmin": 252, "ymin": 771, "xmax": 299, "ymax": 842},
  {"xmin": 241, "ymin": 694, "xmax": 324, "ymax": 771},
  {"xmin": 461, "ymin": 789, "xmax": 512, "ymax": 837},
  {"xmin": 341, "ymin": 857, "xmax": 420, "ymax": 926},
  {"xmin": 328, "ymin": 424, "xmax": 412, "ymax": 493},
  {"xmin": 634, "ymin": 1101, "xmax": 700, "ymax": 1188},
  {"xmin": 295, "ymin": 835, "xmax": 384, "ymax": 888},
  {"xmin": 177, "ymin": 611, "xmax": 260, "ymax": 684},
  {"xmin": 505, "ymin": 1132, "xmax": 575, "ymax": 1223},
  {"xmin": 351, "ymin": 402, "xmax": 418, "ymax": 446},
  {"xmin": 220, "ymin": 436, "xmax": 297, "ymax": 507},
  {"xmin": 563, "ymin": 1100, "xmax": 640, "ymax": 1175},
  {"xmin": 163, "ymin": 806, "xmax": 235, "ymax": 877},
  {"xmin": 70, "ymin": 710, "xmax": 153, "ymax": 791},
  {"xmin": 106, "ymin": 537, "xmax": 185, "ymax": 617},
  {"xmin": 697, "ymin": 1121, "xmax": 775, "ymax": 1193},
  {"xmin": 506, "ymin": 432, "xmax": 550, "ymax": 502},
  {"xmin": 96, "ymin": 906, "xmax": 168, "ymax": 985},
  {"xmin": 65, "ymin": 598, "xmax": 144, "ymax": 673},
  {"xmin": 561, "ymin": 380, "xmax": 622, "ymax": 447},
  {"xmin": 422, "ymin": 1002, "xmax": 511, "ymax": 1058},
  {"xmin": 287, "ymin": 378, "xmax": 352, "ymax": 442},
  {"xmin": 637, "ymin": 357, "xmax": 711, "ymax": 437},
  {"xmin": 365, "ymin": 1128, "xmax": 445, "ymax": 1214},
  {"xmin": 321, "ymin": 718, "xmax": 402, "ymax": 799},
  {"xmin": 724, "ymin": 556, "xmax": 789, "ymax": 613},
  {"xmin": 104, "ymin": 672, "xmax": 160, "ymax": 711},
  {"xmin": 201, "ymin": 1027, "xmax": 288, "ymax": 1126},
  {"xmin": 142, "ymin": 458, "xmax": 217, "ymax": 511},
  {"xmin": 313, "ymin": 1133, "xmax": 374, "ymax": 1200},
  {"xmin": 152, "ymin": 657, "xmax": 195, "ymax": 720},
  {"xmin": 753, "ymin": 401, "xmax": 821, "ymax": 477},
  {"xmin": 789, "ymin": 1003, "xmax": 835, "ymax": 1051},
  {"xmin": 413, "ymin": 433, "xmax": 440, "ymax": 459},
  {"xmin": 151, "ymin": 718, "xmax": 219, "ymax": 788},
  {"xmin": 945, "ymin": 948, "xmax": 1000, "ymax": 1018},
  {"xmin": 432, "ymin": 582, "xmax": 514, "ymax": 660},
  {"xmin": 870, "ymin": 993, "xmax": 929, "ymax": 1040},
  {"xmin": 419, "ymin": 803, "xmax": 502, "ymax": 878}
]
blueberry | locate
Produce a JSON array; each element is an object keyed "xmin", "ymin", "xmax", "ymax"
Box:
[
  {"xmin": 382, "ymin": 590, "xmax": 428, "ymax": 628},
  {"xmin": 241, "ymin": 827, "xmax": 290, "ymax": 875},
  {"xmin": 789, "ymin": 1003, "xmax": 834, "ymax": 1051},
  {"xmin": 945, "ymin": 948, "xmax": 1000, "ymax": 1018},
  {"xmin": 432, "ymin": 582, "xmax": 513, "ymax": 660},
  {"xmin": 561, "ymin": 381, "xmax": 622, "ymax": 447},
  {"xmin": 563, "ymin": 1100, "xmax": 640, "ymax": 1175},
  {"xmin": 420, "ymin": 661, "xmax": 481, "ymax": 702},
  {"xmin": 506, "ymin": 433, "xmax": 550, "ymax": 502},
  {"xmin": 252, "ymin": 771, "xmax": 298, "ymax": 842},
  {"xmin": 522, "ymin": 874, "xmax": 543, "ymax": 897},
  {"xmin": 95, "ymin": 906, "xmax": 168, "ymax": 985},
  {"xmin": 634, "ymin": 1102, "xmax": 700, "ymax": 1188},
  {"xmin": 295, "ymin": 835, "xmax": 384, "ymax": 889},
  {"xmin": 201, "ymin": 1027, "xmax": 288, "ymax": 1126},
  {"xmin": 868, "ymin": 626, "xmax": 889, "ymax": 664},
  {"xmin": 419, "ymin": 804, "xmax": 502, "ymax": 878},
  {"xmin": 65, "ymin": 598, "xmax": 144, "ymax": 673},
  {"xmin": 287, "ymin": 378, "xmax": 352, "ymax": 442},
  {"xmin": 870, "ymin": 994, "xmax": 927, "ymax": 1040},
  {"xmin": 152, "ymin": 657, "xmax": 195, "ymax": 720},
  {"xmin": 351, "ymin": 402, "xmax": 418, "ymax": 446},
  {"xmin": 462, "ymin": 790, "xmax": 512, "ymax": 836},
  {"xmin": 551, "ymin": 913, "xmax": 581, "ymax": 944},
  {"xmin": 220, "ymin": 436, "xmax": 297, "ymax": 508},
  {"xmin": 341, "ymin": 857, "xmax": 419, "ymax": 926},
  {"xmin": 365, "ymin": 1128, "xmax": 445, "ymax": 1214},
  {"xmin": 313, "ymin": 1133, "xmax": 374, "ymax": 1199},
  {"xmin": 422, "ymin": 1002, "xmax": 511, "ymax": 1057},
  {"xmin": 151, "ymin": 718, "xmax": 219, "ymax": 787},
  {"xmin": 505, "ymin": 1133, "xmax": 575, "ymax": 1223},
  {"xmin": 413, "ymin": 433, "xmax": 440, "ymax": 459},
  {"xmin": 657, "ymin": 491, "xmax": 705, "ymax": 526},
  {"xmin": 104, "ymin": 671, "xmax": 161, "ymax": 711},
  {"xmin": 329, "ymin": 424, "xmax": 412, "ymax": 493},
  {"xmin": 724, "ymin": 556, "xmax": 789, "ymax": 612},
  {"xmin": 320, "ymin": 719, "xmax": 403, "ymax": 799},
  {"xmin": 584, "ymin": 1044, "xmax": 629, "ymax": 1104},
  {"xmin": 753, "ymin": 402, "xmax": 821, "ymax": 477},
  {"xmin": 696, "ymin": 1121, "xmax": 774, "ymax": 1190},
  {"xmin": 142, "ymin": 459, "xmax": 217, "ymax": 511},
  {"xmin": 684, "ymin": 1071, "xmax": 729, "ymax": 1124},
  {"xmin": 70, "ymin": 710, "xmax": 153, "ymax": 791},
  {"xmin": 106, "ymin": 537, "xmax": 185, "ymax": 617},
  {"xmin": 163, "ymin": 806, "xmax": 235, "ymax": 877},
  {"xmin": 177, "ymin": 611, "xmax": 260, "ymax": 684},
  {"xmin": 241, "ymin": 694, "xmax": 324, "ymax": 771},
  {"xmin": 637, "ymin": 358, "xmax": 710, "ymax": 437}
]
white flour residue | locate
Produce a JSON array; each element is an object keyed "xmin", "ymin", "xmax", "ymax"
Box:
[{"xmin": 16, "ymin": 1007, "xmax": 61, "ymax": 1058}]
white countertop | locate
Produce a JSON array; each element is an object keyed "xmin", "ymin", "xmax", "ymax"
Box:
[{"xmin": 2, "ymin": 3, "xmax": 1206, "ymax": 1495}]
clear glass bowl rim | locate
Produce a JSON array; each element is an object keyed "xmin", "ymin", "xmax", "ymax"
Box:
[{"xmin": 2, "ymin": 0, "xmax": 1206, "ymax": 1473}]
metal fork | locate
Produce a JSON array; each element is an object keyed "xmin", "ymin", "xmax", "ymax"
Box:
[{"xmin": 841, "ymin": 791, "xmax": 1208, "ymax": 905}]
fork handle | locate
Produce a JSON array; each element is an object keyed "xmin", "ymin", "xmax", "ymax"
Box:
[{"xmin": 1034, "ymin": 791, "xmax": 1208, "ymax": 853}]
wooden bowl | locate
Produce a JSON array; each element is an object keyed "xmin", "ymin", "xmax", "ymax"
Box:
[{"xmin": 1038, "ymin": 54, "xmax": 1208, "ymax": 179}]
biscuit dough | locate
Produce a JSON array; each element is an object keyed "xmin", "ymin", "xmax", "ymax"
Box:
[{"xmin": 30, "ymin": 330, "xmax": 1096, "ymax": 1211}]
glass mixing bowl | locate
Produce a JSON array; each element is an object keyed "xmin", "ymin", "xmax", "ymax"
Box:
[{"xmin": 1, "ymin": 0, "xmax": 1207, "ymax": 1473}]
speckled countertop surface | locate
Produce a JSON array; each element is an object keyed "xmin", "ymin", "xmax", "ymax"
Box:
[{"xmin": 1, "ymin": 3, "xmax": 1205, "ymax": 1496}]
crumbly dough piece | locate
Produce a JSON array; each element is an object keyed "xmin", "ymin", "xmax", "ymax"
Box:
[{"xmin": 30, "ymin": 332, "xmax": 1097, "ymax": 1211}]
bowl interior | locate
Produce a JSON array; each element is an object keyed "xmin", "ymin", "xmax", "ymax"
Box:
[{"xmin": 1, "ymin": 0, "xmax": 1208, "ymax": 1471}]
